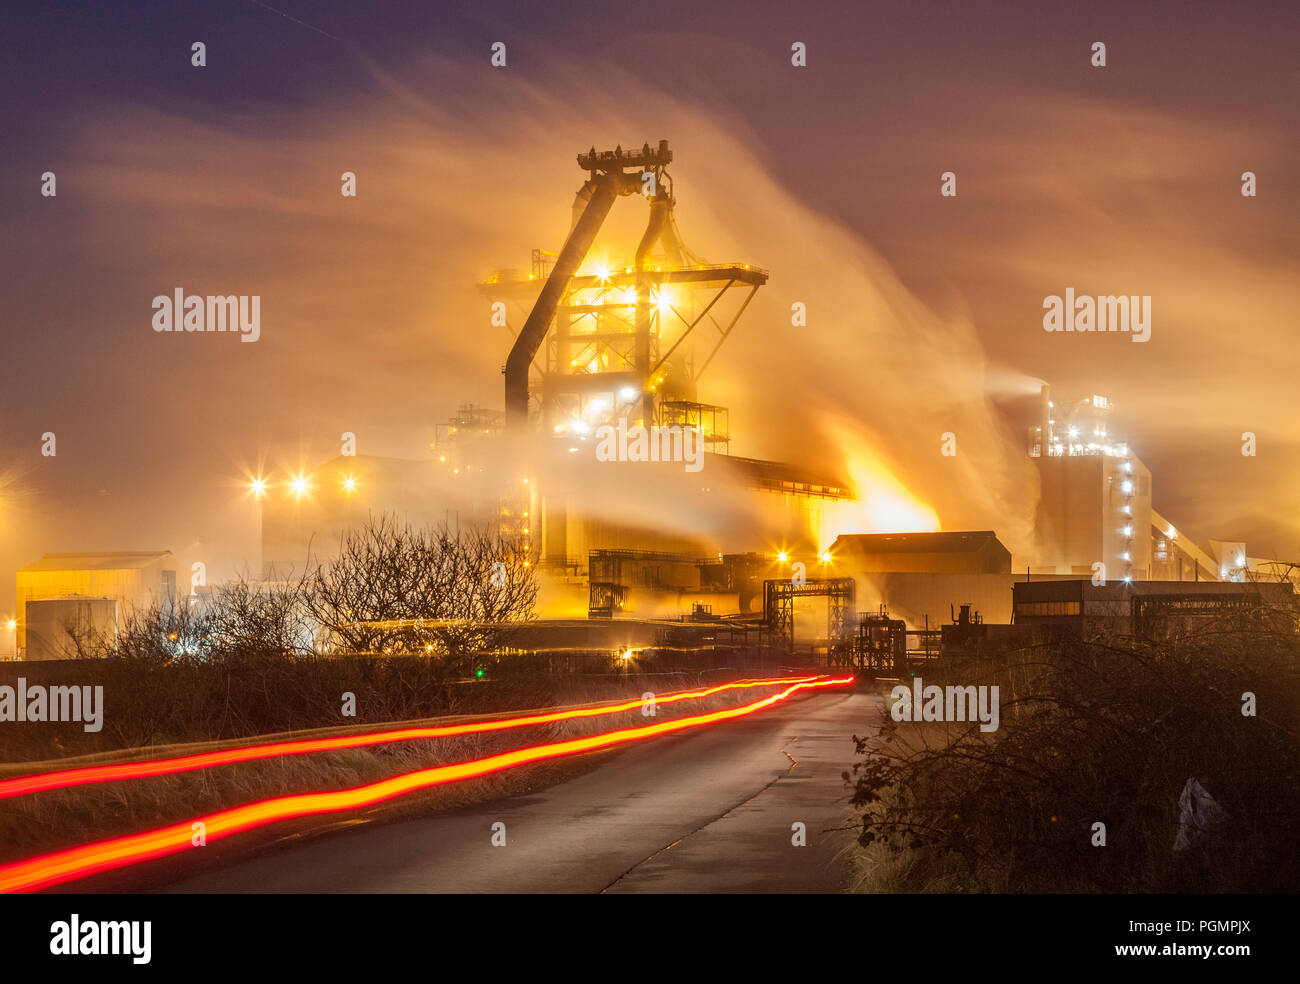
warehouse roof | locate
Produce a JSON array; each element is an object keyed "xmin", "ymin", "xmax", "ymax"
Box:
[
  {"xmin": 830, "ymin": 531, "xmax": 1005, "ymax": 554},
  {"xmin": 20, "ymin": 551, "xmax": 175, "ymax": 572},
  {"xmin": 724, "ymin": 456, "xmax": 852, "ymax": 500}
]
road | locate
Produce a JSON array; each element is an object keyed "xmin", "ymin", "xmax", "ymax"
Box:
[{"xmin": 163, "ymin": 689, "xmax": 881, "ymax": 893}]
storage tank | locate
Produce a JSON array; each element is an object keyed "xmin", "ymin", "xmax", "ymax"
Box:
[{"xmin": 23, "ymin": 596, "xmax": 118, "ymax": 661}]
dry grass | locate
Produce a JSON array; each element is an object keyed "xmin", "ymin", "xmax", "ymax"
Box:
[
  {"xmin": 0, "ymin": 656, "xmax": 623, "ymax": 762},
  {"xmin": 845, "ymin": 613, "xmax": 1300, "ymax": 893}
]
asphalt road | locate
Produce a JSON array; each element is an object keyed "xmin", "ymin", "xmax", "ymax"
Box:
[{"xmin": 164, "ymin": 688, "xmax": 881, "ymax": 893}]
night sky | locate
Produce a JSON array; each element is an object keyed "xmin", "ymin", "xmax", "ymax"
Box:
[{"xmin": 1, "ymin": 0, "xmax": 1297, "ymax": 610}]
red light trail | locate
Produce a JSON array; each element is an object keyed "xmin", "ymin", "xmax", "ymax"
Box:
[
  {"xmin": 0, "ymin": 676, "xmax": 852, "ymax": 893},
  {"xmin": 0, "ymin": 676, "xmax": 816, "ymax": 801}
]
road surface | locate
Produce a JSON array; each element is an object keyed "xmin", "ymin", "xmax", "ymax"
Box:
[{"xmin": 164, "ymin": 689, "xmax": 881, "ymax": 893}]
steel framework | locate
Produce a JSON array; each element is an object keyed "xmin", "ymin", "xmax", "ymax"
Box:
[
  {"xmin": 762, "ymin": 576, "xmax": 857, "ymax": 651},
  {"xmin": 493, "ymin": 140, "xmax": 768, "ymax": 436}
]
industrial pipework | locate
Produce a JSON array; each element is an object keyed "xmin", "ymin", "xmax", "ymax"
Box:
[{"xmin": 504, "ymin": 140, "xmax": 674, "ymax": 426}]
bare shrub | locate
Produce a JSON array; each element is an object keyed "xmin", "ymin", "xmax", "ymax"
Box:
[
  {"xmin": 846, "ymin": 605, "xmax": 1300, "ymax": 893},
  {"xmin": 302, "ymin": 514, "xmax": 537, "ymax": 668}
]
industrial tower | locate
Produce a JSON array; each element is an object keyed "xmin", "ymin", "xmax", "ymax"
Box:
[{"xmin": 490, "ymin": 140, "xmax": 767, "ymax": 450}]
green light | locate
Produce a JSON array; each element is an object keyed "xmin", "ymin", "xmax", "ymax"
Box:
[{"xmin": 475, "ymin": 667, "xmax": 485, "ymax": 679}]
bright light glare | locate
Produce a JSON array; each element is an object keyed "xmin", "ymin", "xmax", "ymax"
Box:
[
  {"xmin": 777, "ymin": 551, "xmax": 789, "ymax": 564},
  {"xmin": 825, "ymin": 434, "xmax": 942, "ymax": 536},
  {"xmin": 342, "ymin": 476, "xmax": 357, "ymax": 493},
  {"xmin": 249, "ymin": 478, "xmax": 267, "ymax": 498},
  {"xmin": 290, "ymin": 475, "xmax": 310, "ymax": 497}
]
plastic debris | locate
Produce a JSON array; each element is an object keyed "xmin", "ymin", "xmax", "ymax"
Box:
[{"xmin": 1173, "ymin": 777, "xmax": 1229, "ymax": 852}]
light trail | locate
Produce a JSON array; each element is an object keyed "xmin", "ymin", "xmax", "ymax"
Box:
[
  {"xmin": 0, "ymin": 676, "xmax": 852, "ymax": 893},
  {"xmin": 0, "ymin": 676, "xmax": 818, "ymax": 801}
]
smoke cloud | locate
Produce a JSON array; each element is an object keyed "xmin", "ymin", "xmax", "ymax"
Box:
[{"xmin": 10, "ymin": 49, "xmax": 1290, "ymax": 612}]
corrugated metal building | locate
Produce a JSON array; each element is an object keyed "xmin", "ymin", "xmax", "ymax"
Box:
[
  {"xmin": 15, "ymin": 551, "xmax": 177, "ymax": 653},
  {"xmin": 830, "ymin": 531, "xmax": 1012, "ymax": 575},
  {"xmin": 23, "ymin": 597, "xmax": 119, "ymax": 661},
  {"xmin": 1011, "ymin": 579, "xmax": 1297, "ymax": 640}
]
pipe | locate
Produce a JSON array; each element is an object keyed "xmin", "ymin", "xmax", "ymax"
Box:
[
  {"xmin": 635, "ymin": 195, "xmax": 671, "ymax": 271},
  {"xmin": 505, "ymin": 174, "xmax": 621, "ymax": 425},
  {"xmin": 1039, "ymin": 383, "xmax": 1051, "ymax": 454},
  {"xmin": 659, "ymin": 204, "xmax": 688, "ymax": 268},
  {"xmin": 570, "ymin": 181, "xmax": 595, "ymax": 232},
  {"xmin": 632, "ymin": 194, "xmax": 673, "ymax": 402}
]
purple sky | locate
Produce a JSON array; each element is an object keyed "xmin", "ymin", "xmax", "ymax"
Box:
[{"xmin": 2, "ymin": 0, "xmax": 1298, "ymax": 612}]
